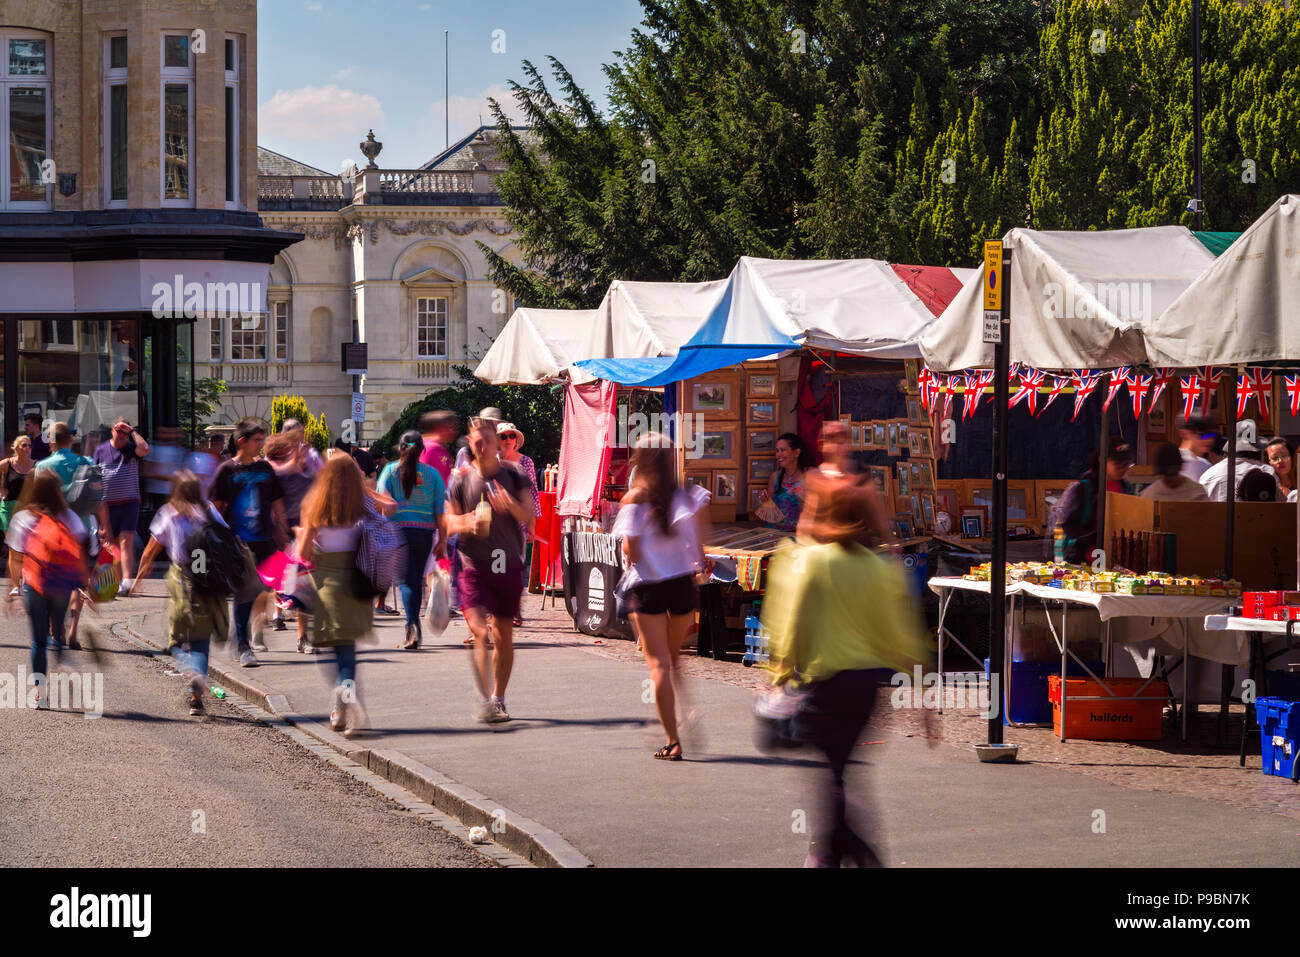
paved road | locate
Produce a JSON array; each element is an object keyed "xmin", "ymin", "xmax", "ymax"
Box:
[{"xmin": 0, "ymin": 602, "xmax": 491, "ymax": 868}]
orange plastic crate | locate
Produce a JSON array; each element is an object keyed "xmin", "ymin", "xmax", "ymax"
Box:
[{"xmin": 1047, "ymin": 675, "xmax": 1169, "ymax": 740}]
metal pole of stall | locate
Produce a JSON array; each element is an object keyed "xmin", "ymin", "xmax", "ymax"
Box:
[
  {"xmin": 987, "ymin": 248, "xmax": 1012, "ymax": 748},
  {"xmin": 1220, "ymin": 366, "xmax": 1240, "ymax": 741},
  {"xmin": 1192, "ymin": 0, "xmax": 1204, "ymax": 231}
]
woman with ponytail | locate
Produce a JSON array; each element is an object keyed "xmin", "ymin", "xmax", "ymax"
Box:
[{"xmin": 377, "ymin": 430, "xmax": 447, "ymax": 649}]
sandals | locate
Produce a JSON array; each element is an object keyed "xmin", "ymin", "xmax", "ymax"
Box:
[{"xmin": 653, "ymin": 742, "xmax": 683, "ymax": 761}]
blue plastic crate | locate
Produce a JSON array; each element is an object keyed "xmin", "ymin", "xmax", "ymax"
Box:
[
  {"xmin": 743, "ymin": 615, "xmax": 769, "ymax": 667},
  {"xmin": 1256, "ymin": 697, "xmax": 1300, "ymax": 781},
  {"xmin": 984, "ymin": 658, "xmax": 1106, "ymax": 726}
]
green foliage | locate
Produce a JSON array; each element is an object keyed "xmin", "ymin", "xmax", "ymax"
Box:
[
  {"xmin": 270, "ymin": 395, "xmax": 330, "ymax": 453},
  {"xmin": 179, "ymin": 376, "xmax": 228, "ymax": 450},
  {"xmin": 374, "ymin": 367, "xmax": 565, "ymax": 473},
  {"xmin": 481, "ymin": 0, "xmax": 1300, "ymax": 292}
]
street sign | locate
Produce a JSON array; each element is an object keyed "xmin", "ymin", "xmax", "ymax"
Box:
[
  {"xmin": 341, "ymin": 342, "xmax": 368, "ymax": 375},
  {"xmin": 983, "ymin": 240, "xmax": 1003, "ymax": 311},
  {"xmin": 983, "ymin": 310, "xmax": 1002, "ymax": 344},
  {"xmin": 351, "ymin": 392, "xmax": 366, "ymax": 423}
]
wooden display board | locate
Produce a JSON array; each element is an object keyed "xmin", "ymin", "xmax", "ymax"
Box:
[{"xmin": 1105, "ymin": 493, "xmax": 1296, "ymax": 589}]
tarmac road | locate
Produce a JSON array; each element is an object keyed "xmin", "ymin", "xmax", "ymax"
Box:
[{"xmin": 0, "ymin": 602, "xmax": 491, "ymax": 868}]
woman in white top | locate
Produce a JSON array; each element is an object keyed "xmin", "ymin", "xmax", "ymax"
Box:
[
  {"xmin": 297, "ymin": 455, "xmax": 372, "ymax": 737},
  {"xmin": 613, "ymin": 432, "xmax": 711, "ymax": 761},
  {"xmin": 1141, "ymin": 443, "xmax": 1209, "ymax": 502}
]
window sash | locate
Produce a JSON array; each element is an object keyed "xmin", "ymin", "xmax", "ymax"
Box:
[
  {"xmin": 273, "ymin": 302, "xmax": 288, "ymax": 361},
  {"xmin": 209, "ymin": 319, "xmax": 221, "ymax": 361},
  {"xmin": 416, "ymin": 298, "xmax": 448, "ymax": 358},
  {"xmin": 230, "ymin": 315, "xmax": 266, "ymax": 362},
  {"xmin": 163, "ymin": 82, "xmax": 191, "ymax": 201},
  {"xmin": 109, "ymin": 83, "xmax": 127, "ymax": 202},
  {"xmin": 7, "ymin": 86, "xmax": 47, "ymax": 204},
  {"xmin": 224, "ymin": 85, "xmax": 237, "ymax": 205}
]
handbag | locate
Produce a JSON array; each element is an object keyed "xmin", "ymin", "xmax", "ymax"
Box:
[
  {"xmin": 424, "ymin": 564, "xmax": 452, "ymax": 635},
  {"xmin": 753, "ymin": 683, "xmax": 809, "ymax": 751}
]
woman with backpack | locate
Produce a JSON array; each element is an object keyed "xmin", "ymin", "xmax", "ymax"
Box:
[
  {"xmin": 297, "ymin": 455, "xmax": 375, "ymax": 737},
  {"xmin": 376, "ymin": 430, "xmax": 446, "ymax": 650},
  {"xmin": 4, "ymin": 470, "xmax": 90, "ymax": 707},
  {"xmin": 129, "ymin": 472, "xmax": 230, "ymax": 715}
]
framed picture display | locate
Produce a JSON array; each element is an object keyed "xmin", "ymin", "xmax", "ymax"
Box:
[
  {"xmin": 851, "ymin": 425, "xmax": 863, "ymax": 449},
  {"xmin": 748, "ymin": 372, "xmax": 778, "ymax": 397},
  {"xmin": 887, "ymin": 422, "xmax": 901, "ymax": 456},
  {"xmin": 917, "ymin": 430, "xmax": 933, "ymax": 458},
  {"xmin": 696, "ymin": 430, "xmax": 734, "ymax": 463},
  {"xmin": 714, "ymin": 470, "xmax": 738, "ymax": 503},
  {"xmin": 904, "ymin": 360, "xmax": 920, "ymax": 393},
  {"xmin": 748, "ymin": 429, "xmax": 777, "ymax": 455},
  {"xmin": 960, "ymin": 506, "xmax": 987, "ymax": 539},
  {"xmin": 916, "ymin": 461, "xmax": 934, "ymax": 489},
  {"xmin": 873, "ymin": 423, "xmax": 887, "ymax": 448},
  {"xmin": 898, "ymin": 423, "xmax": 909, "ymax": 450},
  {"xmin": 907, "ymin": 397, "xmax": 924, "ymax": 427},
  {"xmin": 895, "ymin": 515, "xmax": 915, "ymax": 540},
  {"xmin": 747, "ymin": 399, "xmax": 778, "ymax": 425},
  {"xmin": 908, "ymin": 431, "xmax": 921, "ymax": 455},
  {"xmin": 749, "ymin": 457, "xmax": 777, "ymax": 483},
  {"xmin": 865, "ymin": 465, "xmax": 891, "ymax": 504},
  {"xmin": 690, "ymin": 381, "xmax": 735, "ymax": 415},
  {"xmin": 910, "ymin": 494, "xmax": 922, "ymax": 519},
  {"xmin": 685, "ymin": 472, "xmax": 710, "ymax": 493},
  {"xmin": 909, "ymin": 462, "xmax": 923, "ymax": 491},
  {"xmin": 921, "ymin": 495, "xmax": 936, "ymax": 531},
  {"xmin": 896, "ymin": 461, "xmax": 910, "ymax": 496},
  {"xmin": 748, "ymin": 487, "xmax": 767, "ymax": 513},
  {"xmin": 858, "ymin": 422, "xmax": 874, "ymax": 450}
]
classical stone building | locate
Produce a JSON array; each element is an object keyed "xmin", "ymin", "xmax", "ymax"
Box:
[
  {"xmin": 237, "ymin": 126, "xmax": 526, "ymax": 444},
  {"xmin": 0, "ymin": 0, "xmax": 298, "ymax": 443}
]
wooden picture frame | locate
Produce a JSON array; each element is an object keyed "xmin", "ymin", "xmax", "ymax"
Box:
[
  {"xmin": 960, "ymin": 506, "xmax": 987, "ymax": 539},
  {"xmin": 895, "ymin": 515, "xmax": 914, "ymax": 540},
  {"xmin": 714, "ymin": 470, "xmax": 738, "ymax": 503},
  {"xmin": 690, "ymin": 381, "xmax": 734, "ymax": 415},
  {"xmin": 917, "ymin": 429, "xmax": 933, "ymax": 458},
  {"xmin": 749, "ymin": 456, "xmax": 777, "ymax": 483},
  {"xmin": 907, "ymin": 397, "xmax": 924, "ymax": 427},
  {"xmin": 898, "ymin": 423, "xmax": 909, "ymax": 451},
  {"xmin": 908, "ymin": 430, "xmax": 921, "ymax": 455},
  {"xmin": 695, "ymin": 430, "xmax": 735, "ymax": 465},
  {"xmin": 747, "ymin": 399, "xmax": 778, "ymax": 426},
  {"xmin": 1146, "ymin": 389, "xmax": 1170, "ymax": 443},
  {"xmin": 685, "ymin": 472, "xmax": 710, "ymax": 493},
  {"xmin": 904, "ymin": 360, "xmax": 920, "ymax": 394},
  {"xmin": 896, "ymin": 461, "xmax": 910, "ymax": 496},
  {"xmin": 865, "ymin": 465, "xmax": 891, "ymax": 504},
  {"xmin": 747, "ymin": 429, "xmax": 777, "ymax": 455},
  {"xmin": 748, "ymin": 372, "xmax": 778, "ymax": 397},
  {"xmin": 934, "ymin": 485, "xmax": 960, "ymax": 518},
  {"xmin": 873, "ymin": 423, "xmax": 887, "ymax": 448},
  {"xmin": 887, "ymin": 422, "xmax": 901, "ymax": 456},
  {"xmin": 921, "ymin": 495, "xmax": 936, "ymax": 531},
  {"xmin": 910, "ymin": 494, "xmax": 922, "ymax": 518},
  {"xmin": 916, "ymin": 461, "xmax": 934, "ymax": 490},
  {"xmin": 851, "ymin": 425, "xmax": 863, "ymax": 449}
]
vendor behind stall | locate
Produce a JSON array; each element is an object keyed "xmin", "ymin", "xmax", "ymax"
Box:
[
  {"xmin": 1053, "ymin": 443, "xmax": 1133, "ymax": 563},
  {"xmin": 1141, "ymin": 443, "xmax": 1209, "ymax": 501},
  {"xmin": 1200, "ymin": 420, "xmax": 1276, "ymax": 502},
  {"xmin": 757, "ymin": 433, "xmax": 811, "ymax": 531}
]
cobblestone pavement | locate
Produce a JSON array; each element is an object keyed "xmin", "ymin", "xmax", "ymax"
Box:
[{"xmin": 519, "ymin": 596, "xmax": 1300, "ymax": 823}]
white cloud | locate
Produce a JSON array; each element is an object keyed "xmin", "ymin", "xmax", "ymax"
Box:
[
  {"xmin": 428, "ymin": 83, "xmax": 527, "ymax": 144},
  {"xmin": 333, "ymin": 67, "xmax": 353, "ymax": 80},
  {"xmin": 305, "ymin": 2, "xmax": 323, "ymax": 11},
  {"xmin": 259, "ymin": 85, "xmax": 386, "ymax": 142}
]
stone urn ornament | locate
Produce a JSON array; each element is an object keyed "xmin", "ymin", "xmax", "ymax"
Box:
[{"xmin": 360, "ymin": 130, "xmax": 383, "ymax": 168}]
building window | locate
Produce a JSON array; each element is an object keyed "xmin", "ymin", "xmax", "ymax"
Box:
[
  {"xmin": 209, "ymin": 319, "xmax": 221, "ymax": 362},
  {"xmin": 230, "ymin": 315, "xmax": 266, "ymax": 362},
  {"xmin": 103, "ymin": 34, "xmax": 127, "ymax": 206},
  {"xmin": 224, "ymin": 37, "xmax": 240, "ymax": 208},
  {"xmin": 273, "ymin": 301, "xmax": 289, "ymax": 360},
  {"xmin": 417, "ymin": 297, "xmax": 448, "ymax": 358},
  {"xmin": 160, "ymin": 34, "xmax": 194, "ymax": 206},
  {"xmin": 0, "ymin": 30, "xmax": 52, "ymax": 210}
]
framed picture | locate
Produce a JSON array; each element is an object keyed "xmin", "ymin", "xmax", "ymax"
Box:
[
  {"xmin": 748, "ymin": 372, "xmax": 778, "ymax": 397},
  {"xmin": 909, "ymin": 462, "xmax": 922, "ymax": 491},
  {"xmin": 714, "ymin": 470, "xmax": 738, "ymax": 503},
  {"xmin": 916, "ymin": 462, "xmax": 934, "ymax": 489},
  {"xmin": 898, "ymin": 423, "xmax": 909, "ymax": 449},
  {"xmin": 685, "ymin": 472, "xmax": 710, "ymax": 493},
  {"xmin": 873, "ymin": 423, "xmax": 887, "ymax": 448},
  {"xmin": 850, "ymin": 425, "xmax": 862, "ymax": 449},
  {"xmin": 857, "ymin": 422, "xmax": 874, "ymax": 450},
  {"xmin": 747, "ymin": 399, "xmax": 777, "ymax": 425},
  {"xmin": 907, "ymin": 397, "xmax": 924, "ymax": 427},
  {"xmin": 917, "ymin": 430, "xmax": 933, "ymax": 458},
  {"xmin": 910, "ymin": 494, "xmax": 922, "ymax": 519},
  {"xmin": 696, "ymin": 430, "xmax": 733, "ymax": 462},
  {"xmin": 748, "ymin": 429, "xmax": 777, "ymax": 455},
  {"xmin": 905, "ymin": 361, "xmax": 920, "ymax": 394},
  {"xmin": 961, "ymin": 506, "xmax": 987, "ymax": 539},
  {"xmin": 1147, "ymin": 390, "xmax": 1170, "ymax": 442},
  {"xmin": 749, "ymin": 457, "xmax": 777, "ymax": 483},
  {"xmin": 921, "ymin": 496, "xmax": 936, "ymax": 531},
  {"xmin": 865, "ymin": 465, "xmax": 891, "ymax": 505},
  {"xmin": 887, "ymin": 422, "xmax": 901, "ymax": 456},
  {"xmin": 895, "ymin": 516, "xmax": 914, "ymax": 540},
  {"xmin": 971, "ymin": 485, "xmax": 1029, "ymax": 520},
  {"xmin": 748, "ymin": 487, "xmax": 767, "ymax": 513},
  {"xmin": 839, "ymin": 413, "xmax": 852, "ymax": 426},
  {"xmin": 908, "ymin": 431, "xmax": 921, "ymax": 455},
  {"xmin": 1039, "ymin": 483, "xmax": 1068, "ymax": 526},
  {"xmin": 896, "ymin": 462, "xmax": 910, "ymax": 496},
  {"xmin": 690, "ymin": 381, "xmax": 734, "ymax": 414}
]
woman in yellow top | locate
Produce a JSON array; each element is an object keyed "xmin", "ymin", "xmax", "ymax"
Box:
[{"xmin": 762, "ymin": 483, "xmax": 930, "ymax": 867}]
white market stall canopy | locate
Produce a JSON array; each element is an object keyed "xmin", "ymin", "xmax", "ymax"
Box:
[
  {"xmin": 475, "ymin": 279, "xmax": 725, "ymax": 385},
  {"xmin": 920, "ymin": 226, "xmax": 1217, "ymax": 373},
  {"xmin": 578, "ymin": 256, "xmax": 974, "ymax": 387},
  {"xmin": 1146, "ymin": 194, "xmax": 1300, "ymax": 367}
]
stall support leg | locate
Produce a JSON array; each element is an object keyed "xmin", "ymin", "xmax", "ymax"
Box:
[
  {"xmin": 1219, "ymin": 664, "xmax": 1234, "ymax": 745},
  {"xmin": 937, "ymin": 589, "xmax": 952, "ymax": 715},
  {"xmin": 1060, "ymin": 603, "xmax": 1069, "ymax": 742},
  {"xmin": 1183, "ymin": 643, "xmax": 1189, "ymax": 744},
  {"xmin": 1239, "ymin": 634, "xmax": 1261, "ymax": 767}
]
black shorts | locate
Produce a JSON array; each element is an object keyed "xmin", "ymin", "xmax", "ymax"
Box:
[{"xmin": 626, "ymin": 574, "xmax": 698, "ymax": 616}]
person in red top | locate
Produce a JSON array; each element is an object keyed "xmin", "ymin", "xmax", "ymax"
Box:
[{"xmin": 418, "ymin": 410, "xmax": 458, "ymax": 485}]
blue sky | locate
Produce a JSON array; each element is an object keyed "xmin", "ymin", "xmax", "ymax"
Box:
[{"xmin": 257, "ymin": 0, "xmax": 646, "ymax": 171}]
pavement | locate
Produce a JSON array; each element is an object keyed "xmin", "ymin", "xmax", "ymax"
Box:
[{"xmin": 100, "ymin": 580, "xmax": 1300, "ymax": 868}]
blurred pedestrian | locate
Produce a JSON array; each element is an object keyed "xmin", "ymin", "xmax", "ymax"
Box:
[
  {"xmin": 184, "ymin": 432, "xmax": 226, "ymax": 499},
  {"xmin": 1, "ymin": 434, "xmax": 37, "ymax": 543},
  {"xmin": 210, "ymin": 419, "xmax": 288, "ymax": 666},
  {"xmin": 762, "ymin": 483, "xmax": 930, "ymax": 867},
  {"xmin": 377, "ymin": 430, "xmax": 447, "ymax": 650},
  {"xmin": 1141, "ymin": 443, "xmax": 1209, "ymax": 501},
  {"xmin": 496, "ymin": 421, "xmax": 539, "ymax": 627},
  {"xmin": 265, "ymin": 433, "xmax": 315, "ymax": 648},
  {"xmin": 129, "ymin": 472, "xmax": 229, "ymax": 714},
  {"xmin": 23, "ymin": 413, "xmax": 50, "ymax": 462},
  {"xmin": 445, "ymin": 416, "xmax": 535, "ymax": 722},
  {"xmin": 94, "ymin": 416, "xmax": 149, "ymax": 589},
  {"xmin": 1177, "ymin": 415, "xmax": 1216, "ymax": 480},
  {"xmin": 281, "ymin": 419, "xmax": 325, "ymax": 477},
  {"xmin": 297, "ymin": 455, "xmax": 374, "ymax": 737},
  {"xmin": 5, "ymin": 470, "xmax": 91, "ymax": 708},
  {"xmin": 419, "ymin": 410, "xmax": 458, "ymax": 485},
  {"xmin": 798, "ymin": 420, "xmax": 892, "ymax": 547},
  {"xmin": 1200, "ymin": 421, "xmax": 1274, "ymax": 501},
  {"xmin": 613, "ymin": 432, "xmax": 711, "ymax": 760}
]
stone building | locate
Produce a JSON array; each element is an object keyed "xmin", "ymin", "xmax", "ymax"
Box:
[
  {"xmin": 0, "ymin": 0, "xmax": 299, "ymax": 444},
  {"xmin": 240, "ymin": 126, "xmax": 526, "ymax": 444}
]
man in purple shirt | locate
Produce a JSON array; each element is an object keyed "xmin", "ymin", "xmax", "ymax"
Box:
[
  {"xmin": 94, "ymin": 416, "xmax": 149, "ymax": 587},
  {"xmin": 418, "ymin": 410, "xmax": 459, "ymax": 485}
]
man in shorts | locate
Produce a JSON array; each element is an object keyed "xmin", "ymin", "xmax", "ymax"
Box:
[
  {"xmin": 445, "ymin": 417, "xmax": 535, "ymax": 722},
  {"xmin": 210, "ymin": 419, "xmax": 288, "ymax": 666}
]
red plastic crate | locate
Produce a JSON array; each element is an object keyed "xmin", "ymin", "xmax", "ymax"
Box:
[{"xmin": 1048, "ymin": 675, "xmax": 1169, "ymax": 740}]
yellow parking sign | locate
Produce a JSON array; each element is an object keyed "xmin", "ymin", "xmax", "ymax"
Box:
[{"xmin": 983, "ymin": 240, "xmax": 1003, "ymax": 310}]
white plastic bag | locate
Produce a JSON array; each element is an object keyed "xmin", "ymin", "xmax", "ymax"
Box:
[{"xmin": 424, "ymin": 565, "xmax": 451, "ymax": 635}]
